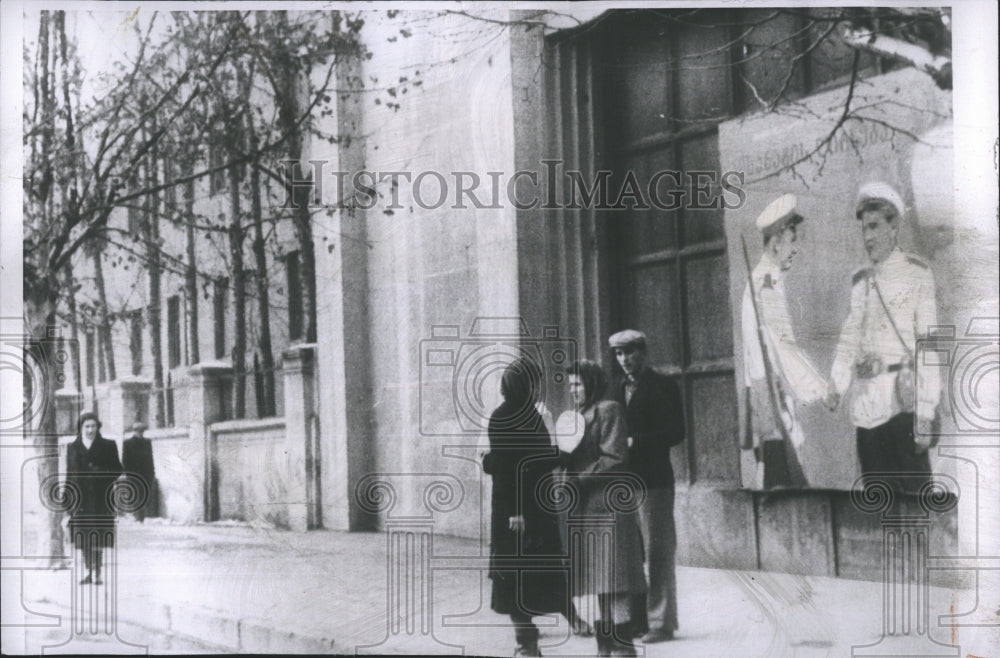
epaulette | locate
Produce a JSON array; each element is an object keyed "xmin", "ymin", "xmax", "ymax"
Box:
[
  {"xmin": 852, "ymin": 267, "xmax": 871, "ymax": 285},
  {"xmin": 905, "ymin": 253, "xmax": 929, "ymax": 269}
]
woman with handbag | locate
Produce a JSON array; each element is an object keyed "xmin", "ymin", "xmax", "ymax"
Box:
[
  {"xmin": 484, "ymin": 358, "xmax": 569, "ymax": 657},
  {"xmin": 560, "ymin": 360, "xmax": 647, "ymax": 657}
]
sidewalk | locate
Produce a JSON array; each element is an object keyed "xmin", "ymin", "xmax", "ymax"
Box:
[{"xmin": 11, "ymin": 519, "xmax": 994, "ymax": 656}]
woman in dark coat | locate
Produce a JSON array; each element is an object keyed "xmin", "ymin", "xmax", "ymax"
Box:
[
  {"xmin": 66, "ymin": 411, "xmax": 123, "ymax": 585},
  {"xmin": 562, "ymin": 360, "xmax": 647, "ymax": 657},
  {"xmin": 484, "ymin": 358, "xmax": 568, "ymax": 657}
]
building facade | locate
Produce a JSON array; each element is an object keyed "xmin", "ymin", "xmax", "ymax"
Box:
[{"xmin": 57, "ymin": 7, "xmax": 987, "ymax": 580}]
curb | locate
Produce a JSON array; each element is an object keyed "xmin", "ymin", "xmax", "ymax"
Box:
[{"xmin": 27, "ymin": 595, "xmax": 338, "ymax": 654}]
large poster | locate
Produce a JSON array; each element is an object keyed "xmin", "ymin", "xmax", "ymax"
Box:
[{"xmin": 721, "ymin": 67, "xmax": 980, "ymax": 490}]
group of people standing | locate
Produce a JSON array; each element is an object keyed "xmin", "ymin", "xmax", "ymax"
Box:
[
  {"xmin": 64, "ymin": 413, "xmax": 157, "ymax": 585},
  {"xmin": 484, "ymin": 329, "xmax": 683, "ymax": 657}
]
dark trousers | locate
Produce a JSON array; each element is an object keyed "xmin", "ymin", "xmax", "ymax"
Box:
[
  {"xmin": 510, "ymin": 611, "xmax": 539, "ymax": 648},
  {"xmin": 758, "ymin": 437, "xmax": 808, "ymax": 489},
  {"xmin": 637, "ymin": 486, "xmax": 677, "ymax": 633},
  {"xmin": 856, "ymin": 412, "xmax": 931, "ymax": 491},
  {"xmin": 81, "ymin": 545, "xmax": 103, "ymax": 573}
]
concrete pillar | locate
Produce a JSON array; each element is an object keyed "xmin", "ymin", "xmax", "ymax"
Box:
[
  {"xmin": 282, "ymin": 344, "xmax": 321, "ymax": 531},
  {"xmin": 187, "ymin": 363, "xmax": 232, "ymax": 522},
  {"xmin": 309, "ymin": 53, "xmax": 374, "ymax": 531}
]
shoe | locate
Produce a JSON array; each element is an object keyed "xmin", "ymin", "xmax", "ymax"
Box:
[
  {"xmin": 514, "ymin": 643, "xmax": 542, "ymax": 657},
  {"xmin": 94, "ymin": 576, "xmax": 104, "ymax": 585},
  {"xmin": 79, "ymin": 574, "xmax": 92, "ymax": 585},
  {"xmin": 641, "ymin": 629, "xmax": 674, "ymax": 643},
  {"xmin": 571, "ymin": 620, "xmax": 594, "ymax": 637}
]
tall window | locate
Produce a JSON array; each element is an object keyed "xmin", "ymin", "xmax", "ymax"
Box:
[
  {"xmin": 213, "ymin": 277, "xmax": 228, "ymax": 359},
  {"xmin": 285, "ymin": 251, "xmax": 303, "ymax": 342},
  {"xmin": 128, "ymin": 309, "xmax": 143, "ymax": 375},
  {"xmin": 167, "ymin": 295, "xmax": 181, "ymax": 369}
]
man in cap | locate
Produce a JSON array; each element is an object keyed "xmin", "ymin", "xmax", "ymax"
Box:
[
  {"xmin": 122, "ymin": 420, "xmax": 156, "ymax": 522},
  {"xmin": 609, "ymin": 328, "xmax": 685, "ymax": 643},
  {"xmin": 825, "ymin": 182, "xmax": 939, "ymax": 488},
  {"xmin": 741, "ymin": 193, "xmax": 827, "ymax": 489}
]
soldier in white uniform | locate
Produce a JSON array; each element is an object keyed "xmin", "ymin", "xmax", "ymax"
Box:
[
  {"xmin": 825, "ymin": 182, "xmax": 939, "ymax": 488},
  {"xmin": 742, "ymin": 194, "xmax": 827, "ymax": 488}
]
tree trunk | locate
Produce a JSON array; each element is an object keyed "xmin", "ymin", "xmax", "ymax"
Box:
[
  {"xmin": 272, "ymin": 15, "xmax": 318, "ymax": 343},
  {"xmin": 27, "ymin": 12, "xmax": 65, "ymax": 566},
  {"xmin": 25, "ymin": 281, "xmax": 67, "ymax": 566},
  {"xmin": 91, "ymin": 244, "xmax": 116, "ymax": 381},
  {"xmin": 183, "ymin": 176, "xmax": 200, "ymax": 365},
  {"xmin": 229, "ymin": 164, "xmax": 247, "ymax": 419},
  {"xmin": 249, "ymin": 139, "xmax": 275, "ymax": 416},
  {"xmin": 144, "ymin": 128, "xmax": 165, "ymax": 427}
]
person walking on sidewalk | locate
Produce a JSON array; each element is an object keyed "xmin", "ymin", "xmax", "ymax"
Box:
[
  {"xmin": 66, "ymin": 411, "xmax": 123, "ymax": 585},
  {"xmin": 122, "ymin": 421, "xmax": 156, "ymax": 522},
  {"xmin": 562, "ymin": 360, "xmax": 647, "ymax": 657},
  {"xmin": 609, "ymin": 329, "xmax": 684, "ymax": 643},
  {"xmin": 484, "ymin": 358, "xmax": 568, "ymax": 657}
]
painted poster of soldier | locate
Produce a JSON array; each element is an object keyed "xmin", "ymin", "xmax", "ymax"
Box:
[
  {"xmin": 725, "ymin": 63, "xmax": 997, "ymax": 492},
  {"xmin": 2, "ymin": 2, "xmax": 998, "ymax": 657}
]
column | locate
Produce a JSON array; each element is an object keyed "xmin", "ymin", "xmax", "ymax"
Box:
[
  {"xmin": 850, "ymin": 474, "xmax": 960, "ymax": 657},
  {"xmin": 354, "ymin": 473, "xmax": 465, "ymax": 654},
  {"xmin": 281, "ymin": 344, "xmax": 320, "ymax": 531},
  {"xmin": 187, "ymin": 363, "xmax": 231, "ymax": 522},
  {"xmin": 38, "ymin": 477, "xmax": 147, "ymax": 654}
]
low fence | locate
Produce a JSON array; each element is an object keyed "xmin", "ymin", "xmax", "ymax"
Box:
[{"xmin": 210, "ymin": 418, "xmax": 289, "ymax": 528}]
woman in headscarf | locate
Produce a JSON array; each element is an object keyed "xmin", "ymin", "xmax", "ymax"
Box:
[
  {"xmin": 66, "ymin": 411, "xmax": 123, "ymax": 585},
  {"xmin": 483, "ymin": 357, "xmax": 568, "ymax": 657},
  {"xmin": 561, "ymin": 360, "xmax": 647, "ymax": 657}
]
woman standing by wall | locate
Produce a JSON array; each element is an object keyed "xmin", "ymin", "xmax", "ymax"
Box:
[
  {"xmin": 562, "ymin": 360, "xmax": 647, "ymax": 657},
  {"xmin": 66, "ymin": 411, "xmax": 123, "ymax": 585},
  {"xmin": 484, "ymin": 358, "xmax": 568, "ymax": 657}
]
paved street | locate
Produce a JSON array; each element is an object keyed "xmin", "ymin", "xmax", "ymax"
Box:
[{"xmin": 6, "ymin": 519, "xmax": 997, "ymax": 656}]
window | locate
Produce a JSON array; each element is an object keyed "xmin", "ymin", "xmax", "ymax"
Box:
[
  {"xmin": 285, "ymin": 251, "xmax": 303, "ymax": 341},
  {"xmin": 167, "ymin": 295, "xmax": 181, "ymax": 369},
  {"xmin": 601, "ymin": 12, "xmax": 738, "ymax": 485},
  {"xmin": 129, "ymin": 310, "xmax": 143, "ymax": 375},
  {"xmin": 213, "ymin": 278, "xmax": 228, "ymax": 359}
]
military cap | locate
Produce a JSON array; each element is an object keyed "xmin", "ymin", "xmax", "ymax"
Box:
[
  {"xmin": 755, "ymin": 194, "xmax": 803, "ymax": 235},
  {"xmin": 608, "ymin": 329, "xmax": 647, "ymax": 350},
  {"xmin": 855, "ymin": 181, "xmax": 905, "ymax": 219}
]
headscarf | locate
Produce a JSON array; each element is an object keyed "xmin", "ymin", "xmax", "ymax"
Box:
[
  {"xmin": 567, "ymin": 359, "xmax": 608, "ymax": 411},
  {"xmin": 76, "ymin": 411, "xmax": 102, "ymax": 439},
  {"xmin": 500, "ymin": 356, "xmax": 541, "ymax": 408}
]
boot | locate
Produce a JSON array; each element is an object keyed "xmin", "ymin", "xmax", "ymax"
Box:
[
  {"xmin": 514, "ymin": 640, "xmax": 541, "ymax": 657},
  {"xmin": 609, "ymin": 622, "xmax": 637, "ymax": 657},
  {"xmin": 595, "ymin": 621, "xmax": 613, "ymax": 657}
]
